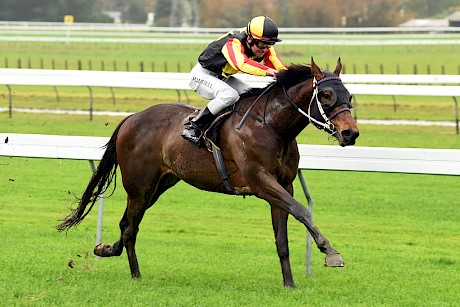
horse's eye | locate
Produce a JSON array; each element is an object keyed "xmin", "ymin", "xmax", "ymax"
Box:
[
  {"xmin": 321, "ymin": 91, "xmax": 333, "ymax": 101},
  {"xmin": 319, "ymin": 87, "xmax": 337, "ymax": 108}
]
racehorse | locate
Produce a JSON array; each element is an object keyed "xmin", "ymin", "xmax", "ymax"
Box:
[{"xmin": 58, "ymin": 58, "xmax": 359, "ymax": 288}]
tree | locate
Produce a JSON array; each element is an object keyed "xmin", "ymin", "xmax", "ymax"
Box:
[
  {"xmin": 154, "ymin": 0, "xmax": 172, "ymax": 26},
  {"xmin": 0, "ymin": 0, "xmax": 112, "ymax": 22},
  {"xmin": 1, "ymin": 0, "xmax": 459, "ymax": 26},
  {"xmin": 281, "ymin": 0, "xmax": 342, "ymax": 27},
  {"xmin": 64, "ymin": 0, "xmax": 113, "ymax": 23},
  {"xmin": 198, "ymin": 0, "xmax": 276, "ymax": 28},
  {"xmin": 400, "ymin": 0, "xmax": 460, "ymax": 18},
  {"xmin": 360, "ymin": 0, "xmax": 403, "ymax": 26},
  {"xmin": 123, "ymin": 0, "xmax": 148, "ymax": 23}
]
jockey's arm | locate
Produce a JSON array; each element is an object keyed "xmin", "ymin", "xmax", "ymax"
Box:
[{"xmin": 222, "ymin": 39, "xmax": 276, "ymax": 77}]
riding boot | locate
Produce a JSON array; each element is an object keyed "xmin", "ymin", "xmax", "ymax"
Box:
[{"xmin": 181, "ymin": 107, "xmax": 216, "ymax": 143}]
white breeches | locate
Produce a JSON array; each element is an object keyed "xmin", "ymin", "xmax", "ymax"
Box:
[{"xmin": 189, "ymin": 63, "xmax": 251, "ymax": 115}]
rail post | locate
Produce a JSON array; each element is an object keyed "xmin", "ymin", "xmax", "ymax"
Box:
[
  {"xmin": 297, "ymin": 169, "xmax": 313, "ymax": 277},
  {"xmin": 6, "ymin": 85, "xmax": 12, "ymax": 118}
]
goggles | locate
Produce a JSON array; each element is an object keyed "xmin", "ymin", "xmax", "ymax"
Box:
[{"xmin": 254, "ymin": 40, "xmax": 274, "ymax": 50}]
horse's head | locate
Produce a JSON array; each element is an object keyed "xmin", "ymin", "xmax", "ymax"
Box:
[
  {"xmin": 309, "ymin": 58, "xmax": 359, "ymax": 146},
  {"xmin": 240, "ymin": 58, "xmax": 359, "ymax": 146}
]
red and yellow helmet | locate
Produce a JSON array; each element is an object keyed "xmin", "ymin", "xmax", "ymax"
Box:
[{"xmin": 246, "ymin": 16, "xmax": 282, "ymax": 44}]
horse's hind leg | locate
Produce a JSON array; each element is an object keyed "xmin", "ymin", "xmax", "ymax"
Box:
[
  {"xmin": 271, "ymin": 205, "xmax": 295, "ymax": 288},
  {"xmin": 94, "ymin": 172, "xmax": 180, "ymax": 278},
  {"xmin": 121, "ymin": 193, "xmax": 147, "ymax": 277},
  {"xmin": 93, "ymin": 203, "xmax": 143, "ymax": 260},
  {"xmin": 94, "ymin": 210, "xmax": 127, "ymax": 257},
  {"xmin": 126, "ymin": 172, "xmax": 181, "ymax": 278}
]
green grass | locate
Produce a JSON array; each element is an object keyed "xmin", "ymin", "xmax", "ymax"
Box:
[
  {"xmin": 0, "ymin": 154, "xmax": 458, "ymax": 306},
  {"xmin": 1, "ymin": 40, "xmax": 460, "ymax": 74}
]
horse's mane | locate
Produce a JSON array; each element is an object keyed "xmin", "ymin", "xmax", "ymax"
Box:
[{"xmin": 240, "ymin": 64, "xmax": 313, "ymax": 99}]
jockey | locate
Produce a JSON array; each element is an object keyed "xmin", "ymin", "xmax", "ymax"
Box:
[{"xmin": 182, "ymin": 15, "xmax": 287, "ymax": 144}]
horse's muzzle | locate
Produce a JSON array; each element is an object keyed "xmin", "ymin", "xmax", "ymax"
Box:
[
  {"xmin": 329, "ymin": 107, "xmax": 359, "ymax": 147},
  {"xmin": 339, "ymin": 128, "xmax": 359, "ymax": 146}
]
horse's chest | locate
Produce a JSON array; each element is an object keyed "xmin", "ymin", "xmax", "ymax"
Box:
[
  {"xmin": 276, "ymin": 148, "xmax": 299, "ymax": 184},
  {"xmin": 277, "ymin": 157, "xmax": 297, "ymax": 184}
]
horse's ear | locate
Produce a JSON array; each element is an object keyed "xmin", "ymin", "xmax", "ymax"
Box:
[
  {"xmin": 311, "ymin": 57, "xmax": 324, "ymax": 80},
  {"xmin": 333, "ymin": 57, "xmax": 342, "ymax": 76}
]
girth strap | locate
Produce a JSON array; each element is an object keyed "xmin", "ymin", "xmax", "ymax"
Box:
[
  {"xmin": 211, "ymin": 144, "xmax": 236, "ymax": 194},
  {"xmin": 203, "ymin": 112, "xmax": 236, "ymax": 195}
]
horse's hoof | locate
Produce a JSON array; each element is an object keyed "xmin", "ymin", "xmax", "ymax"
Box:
[
  {"xmin": 284, "ymin": 282, "xmax": 296, "ymax": 289},
  {"xmin": 325, "ymin": 253, "xmax": 345, "ymax": 267},
  {"xmin": 94, "ymin": 243, "xmax": 111, "ymax": 257}
]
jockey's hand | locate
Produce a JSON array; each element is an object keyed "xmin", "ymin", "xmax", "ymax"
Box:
[{"xmin": 266, "ymin": 68, "xmax": 278, "ymax": 78}]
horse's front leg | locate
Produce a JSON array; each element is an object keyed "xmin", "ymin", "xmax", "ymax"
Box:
[{"xmin": 256, "ymin": 174, "xmax": 344, "ymax": 267}]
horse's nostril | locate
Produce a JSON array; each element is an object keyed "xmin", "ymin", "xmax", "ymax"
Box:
[
  {"xmin": 342, "ymin": 129, "xmax": 352, "ymax": 140},
  {"xmin": 341, "ymin": 129, "xmax": 359, "ymax": 141}
]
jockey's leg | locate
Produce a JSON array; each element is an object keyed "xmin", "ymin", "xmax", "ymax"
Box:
[
  {"xmin": 182, "ymin": 85, "xmax": 239, "ymax": 144},
  {"xmin": 181, "ymin": 106, "xmax": 216, "ymax": 143}
]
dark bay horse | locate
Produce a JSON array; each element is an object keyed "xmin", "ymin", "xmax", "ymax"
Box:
[{"xmin": 58, "ymin": 58, "xmax": 359, "ymax": 288}]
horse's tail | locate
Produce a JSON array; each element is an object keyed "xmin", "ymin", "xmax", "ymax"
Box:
[{"xmin": 57, "ymin": 117, "xmax": 128, "ymax": 232}]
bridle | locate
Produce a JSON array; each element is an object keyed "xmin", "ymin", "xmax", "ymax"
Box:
[
  {"xmin": 236, "ymin": 73, "xmax": 352, "ymax": 137},
  {"xmin": 282, "ymin": 75, "xmax": 352, "ymax": 136}
]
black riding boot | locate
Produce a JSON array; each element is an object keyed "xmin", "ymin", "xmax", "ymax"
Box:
[{"xmin": 181, "ymin": 107, "xmax": 216, "ymax": 143}]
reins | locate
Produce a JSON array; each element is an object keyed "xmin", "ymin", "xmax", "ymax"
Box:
[{"xmin": 236, "ymin": 82, "xmax": 276, "ymax": 130}]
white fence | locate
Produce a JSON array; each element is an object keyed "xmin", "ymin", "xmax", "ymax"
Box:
[
  {"xmin": 1, "ymin": 69, "xmax": 460, "ymax": 132},
  {"xmin": 1, "ymin": 133, "xmax": 459, "ymax": 275}
]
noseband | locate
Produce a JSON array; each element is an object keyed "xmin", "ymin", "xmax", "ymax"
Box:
[{"xmin": 283, "ymin": 75, "xmax": 352, "ymax": 135}]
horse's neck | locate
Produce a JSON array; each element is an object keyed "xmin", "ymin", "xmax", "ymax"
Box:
[{"xmin": 264, "ymin": 81, "xmax": 313, "ymax": 142}]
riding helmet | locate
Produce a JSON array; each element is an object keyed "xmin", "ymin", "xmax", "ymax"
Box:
[{"xmin": 246, "ymin": 16, "xmax": 282, "ymax": 44}]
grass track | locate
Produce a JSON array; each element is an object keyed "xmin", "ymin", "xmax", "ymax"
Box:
[{"xmin": 0, "ymin": 155, "xmax": 458, "ymax": 306}]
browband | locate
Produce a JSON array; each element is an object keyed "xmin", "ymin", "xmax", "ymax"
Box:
[{"xmin": 316, "ymin": 76, "xmax": 341, "ymax": 86}]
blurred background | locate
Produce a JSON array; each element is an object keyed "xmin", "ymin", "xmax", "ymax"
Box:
[{"xmin": 0, "ymin": 0, "xmax": 459, "ymax": 28}]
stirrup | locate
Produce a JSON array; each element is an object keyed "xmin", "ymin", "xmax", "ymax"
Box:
[{"xmin": 181, "ymin": 125, "xmax": 202, "ymax": 143}]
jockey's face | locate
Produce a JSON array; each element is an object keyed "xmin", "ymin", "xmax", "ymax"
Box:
[{"xmin": 247, "ymin": 37, "xmax": 272, "ymax": 58}]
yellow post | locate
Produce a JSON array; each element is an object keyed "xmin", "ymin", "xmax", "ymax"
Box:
[
  {"xmin": 64, "ymin": 15, "xmax": 74, "ymax": 45},
  {"xmin": 64, "ymin": 15, "xmax": 74, "ymax": 24}
]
